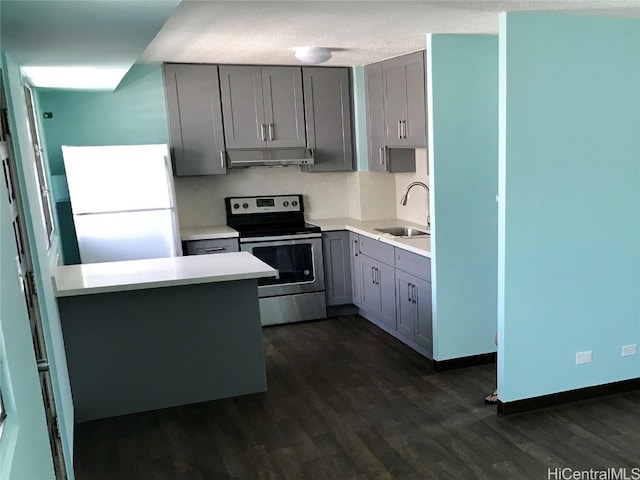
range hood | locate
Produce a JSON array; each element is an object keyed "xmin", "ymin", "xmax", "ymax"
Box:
[{"xmin": 226, "ymin": 148, "xmax": 314, "ymax": 168}]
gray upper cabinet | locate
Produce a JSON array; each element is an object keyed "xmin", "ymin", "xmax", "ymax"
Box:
[
  {"xmin": 382, "ymin": 51, "xmax": 427, "ymax": 148},
  {"xmin": 219, "ymin": 65, "xmax": 306, "ymax": 149},
  {"xmin": 322, "ymin": 231, "xmax": 352, "ymax": 306},
  {"xmin": 163, "ymin": 63, "xmax": 227, "ymax": 176},
  {"xmin": 302, "ymin": 67, "xmax": 354, "ymax": 172},
  {"xmin": 364, "ymin": 62, "xmax": 386, "ymax": 173},
  {"xmin": 365, "ymin": 62, "xmax": 416, "ymax": 173}
]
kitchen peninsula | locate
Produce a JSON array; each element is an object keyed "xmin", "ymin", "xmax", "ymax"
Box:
[{"xmin": 54, "ymin": 252, "xmax": 276, "ymax": 422}]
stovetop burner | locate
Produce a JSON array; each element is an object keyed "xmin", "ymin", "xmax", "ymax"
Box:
[{"xmin": 225, "ymin": 194, "xmax": 319, "ymax": 238}]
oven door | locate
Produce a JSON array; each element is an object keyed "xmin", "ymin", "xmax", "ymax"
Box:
[{"xmin": 240, "ymin": 234, "xmax": 325, "ymax": 297}]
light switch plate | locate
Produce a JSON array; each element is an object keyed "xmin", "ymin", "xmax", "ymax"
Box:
[
  {"xmin": 576, "ymin": 351, "xmax": 592, "ymax": 365},
  {"xmin": 622, "ymin": 344, "xmax": 637, "ymax": 357}
]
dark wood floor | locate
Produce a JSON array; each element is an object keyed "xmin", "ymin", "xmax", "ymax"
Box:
[{"xmin": 75, "ymin": 315, "xmax": 640, "ymax": 479}]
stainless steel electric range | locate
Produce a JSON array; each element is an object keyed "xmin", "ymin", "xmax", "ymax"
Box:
[{"xmin": 225, "ymin": 194, "xmax": 326, "ymax": 326}]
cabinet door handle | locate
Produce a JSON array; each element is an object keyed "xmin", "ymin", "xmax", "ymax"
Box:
[
  {"xmin": 376, "ymin": 267, "xmax": 380, "ymax": 285},
  {"xmin": 371, "ymin": 266, "xmax": 375, "ymax": 284},
  {"xmin": 268, "ymin": 123, "xmax": 275, "ymax": 141},
  {"xmin": 407, "ymin": 283, "xmax": 412, "ymax": 302},
  {"xmin": 205, "ymin": 246, "xmax": 226, "ymax": 252},
  {"xmin": 353, "ymin": 240, "xmax": 358, "ymax": 257},
  {"xmin": 412, "ymin": 284, "xmax": 417, "ymax": 304},
  {"xmin": 379, "ymin": 147, "xmax": 385, "ymax": 166},
  {"xmin": 397, "ymin": 120, "xmax": 402, "ymax": 139},
  {"xmin": 260, "ymin": 124, "xmax": 267, "ymax": 142},
  {"xmin": 220, "ymin": 150, "xmax": 226, "ymax": 169}
]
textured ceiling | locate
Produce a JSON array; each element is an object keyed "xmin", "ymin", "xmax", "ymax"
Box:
[
  {"xmin": 1, "ymin": 0, "xmax": 638, "ymax": 89},
  {"xmin": 141, "ymin": 0, "xmax": 640, "ymax": 66}
]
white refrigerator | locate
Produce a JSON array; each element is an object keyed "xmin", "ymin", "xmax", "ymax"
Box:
[{"xmin": 62, "ymin": 144, "xmax": 182, "ymax": 264}]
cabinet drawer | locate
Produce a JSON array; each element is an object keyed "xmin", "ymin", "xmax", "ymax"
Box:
[
  {"xmin": 184, "ymin": 238, "xmax": 239, "ymax": 255},
  {"xmin": 358, "ymin": 235, "xmax": 395, "ymax": 266},
  {"xmin": 395, "ymin": 248, "xmax": 431, "ymax": 282}
]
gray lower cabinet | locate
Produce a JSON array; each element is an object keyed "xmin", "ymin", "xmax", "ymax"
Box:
[
  {"xmin": 396, "ymin": 270, "xmax": 416, "ymax": 338},
  {"xmin": 395, "ymin": 247, "xmax": 432, "ymax": 357},
  {"xmin": 322, "ymin": 231, "xmax": 352, "ymax": 306},
  {"xmin": 396, "ymin": 270, "xmax": 432, "ymax": 356},
  {"xmin": 382, "ymin": 51, "xmax": 427, "ymax": 148},
  {"xmin": 219, "ymin": 65, "xmax": 306, "ymax": 149},
  {"xmin": 183, "ymin": 238, "xmax": 239, "ymax": 255},
  {"xmin": 163, "ymin": 63, "xmax": 227, "ymax": 176},
  {"xmin": 360, "ymin": 255, "xmax": 396, "ymax": 329},
  {"xmin": 414, "ymin": 277, "xmax": 433, "ymax": 354},
  {"xmin": 344, "ymin": 233, "xmax": 432, "ymax": 358},
  {"xmin": 302, "ymin": 67, "xmax": 354, "ymax": 172},
  {"xmin": 349, "ymin": 232, "xmax": 362, "ymax": 308}
]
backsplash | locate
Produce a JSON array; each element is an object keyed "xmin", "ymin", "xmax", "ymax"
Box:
[
  {"xmin": 395, "ymin": 148, "xmax": 430, "ymax": 226},
  {"xmin": 174, "ymin": 149, "xmax": 429, "ymax": 228},
  {"xmin": 347, "ymin": 171, "xmax": 396, "ymax": 220},
  {"xmin": 174, "ymin": 167, "xmax": 351, "ymax": 227}
]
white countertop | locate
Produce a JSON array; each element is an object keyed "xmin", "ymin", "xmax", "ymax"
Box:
[
  {"xmin": 180, "ymin": 218, "xmax": 431, "ymax": 257},
  {"xmin": 54, "ymin": 252, "xmax": 277, "ymax": 297},
  {"xmin": 181, "ymin": 225, "xmax": 239, "ymax": 241},
  {"xmin": 308, "ymin": 217, "xmax": 431, "ymax": 258}
]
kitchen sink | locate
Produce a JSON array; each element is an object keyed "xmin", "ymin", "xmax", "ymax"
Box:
[{"xmin": 375, "ymin": 226, "xmax": 430, "ymax": 238}]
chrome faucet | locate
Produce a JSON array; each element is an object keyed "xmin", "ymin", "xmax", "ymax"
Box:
[{"xmin": 400, "ymin": 181, "xmax": 430, "ymax": 233}]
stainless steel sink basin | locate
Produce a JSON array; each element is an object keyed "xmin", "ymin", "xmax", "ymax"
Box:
[{"xmin": 375, "ymin": 226, "xmax": 430, "ymax": 238}]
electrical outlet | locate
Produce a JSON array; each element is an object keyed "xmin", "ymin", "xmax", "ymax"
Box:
[
  {"xmin": 576, "ymin": 351, "xmax": 592, "ymax": 365},
  {"xmin": 622, "ymin": 344, "xmax": 637, "ymax": 357}
]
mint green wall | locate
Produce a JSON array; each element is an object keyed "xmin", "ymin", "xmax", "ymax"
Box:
[
  {"xmin": 0, "ymin": 153, "xmax": 54, "ymax": 480},
  {"xmin": 37, "ymin": 63, "xmax": 170, "ymax": 177},
  {"xmin": 0, "ymin": 52, "xmax": 64, "ymax": 480},
  {"xmin": 497, "ymin": 13, "xmax": 640, "ymax": 402},
  {"xmin": 428, "ymin": 35, "xmax": 499, "ymax": 361},
  {"xmin": 36, "ymin": 63, "xmax": 170, "ymax": 264},
  {"xmin": 351, "ymin": 66, "xmax": 369, "ymax": 171}
]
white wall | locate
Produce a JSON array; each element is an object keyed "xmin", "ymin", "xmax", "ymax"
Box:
[{"xmin": 1, "ymin": 51, "xmax": 60, "ymax": 480}]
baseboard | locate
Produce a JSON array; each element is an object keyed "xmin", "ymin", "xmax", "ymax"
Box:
[
  {"xmin": 432, "ymin": 352, "xmax": 496, "ymax": 373},
  {"xmin": 497, "ymin": 377, "xmax": 640, "ymax": 416}
]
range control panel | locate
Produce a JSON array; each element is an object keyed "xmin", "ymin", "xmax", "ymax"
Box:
[{"xmin": 226, "ymin": 195, "xmax": 303, "ymax": 215}]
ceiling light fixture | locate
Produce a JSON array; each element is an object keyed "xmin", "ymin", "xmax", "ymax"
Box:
[{"xmin": 294, "ymin": 47, "xmax": 332, "ymax": 64}]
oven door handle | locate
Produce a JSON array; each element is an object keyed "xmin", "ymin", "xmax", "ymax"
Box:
[{"xmin": 239, "ymin": 232, "xmax": 322, "ymax": 243}]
